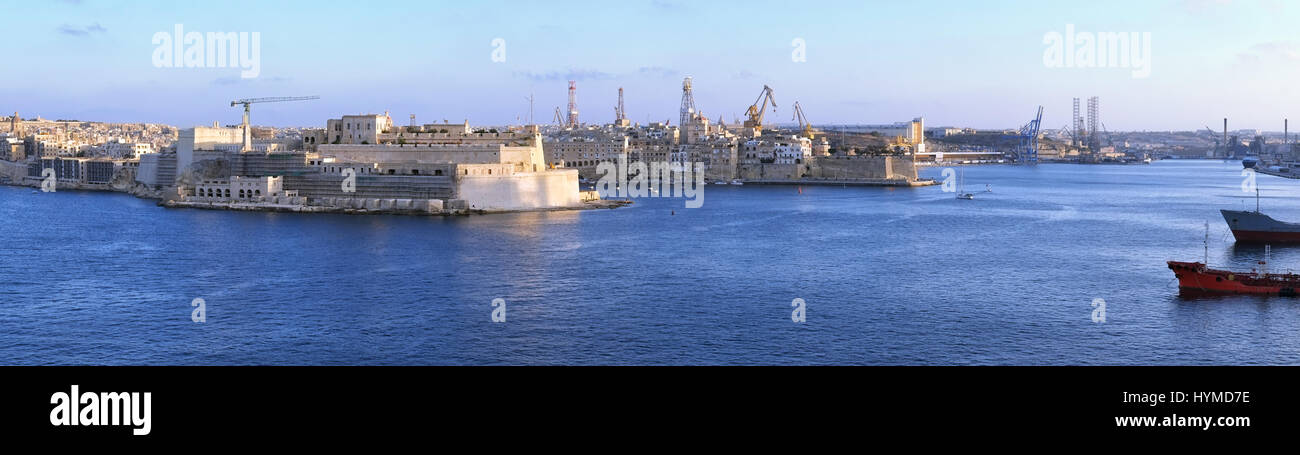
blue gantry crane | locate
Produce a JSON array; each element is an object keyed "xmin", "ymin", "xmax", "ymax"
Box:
[{"xmin": 1017, "ymin": 106, "xmax": 1044, "ymax": 164}]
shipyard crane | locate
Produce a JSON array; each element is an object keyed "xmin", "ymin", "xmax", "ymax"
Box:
[
  {"xmin": 1205, "ymin": 125, "xmax": 1224, "ymax": 156},
  {"xmin": 1016, "ymin": 105, "xmax": 1043, "ymax": 164},
  {"xmin": 230, "ymin": 96, "xmax": 319, "ymax": 151},
  {"xmin": 553, "ymin": 107, "xmax": 564, "ymax": 126},
  {"xmin": 791, "ymin": 101, "xmax": 816, "ymax": 139},
  {"xmin": 743, "ymin": 85, "xmax": 777, "ymax": 129}
]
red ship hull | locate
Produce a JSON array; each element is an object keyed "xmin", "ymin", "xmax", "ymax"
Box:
[
  {"xmin": 1221, "ymin": 210, "xmax": 1300, "ymax": 243},
  {"xmin": 1228, "ymin": 230, "xmax": 1300, "ymax": 242},
  {"xmin": 1167, "ymin": 261, "xmax": 1300, "ymax": 296}
]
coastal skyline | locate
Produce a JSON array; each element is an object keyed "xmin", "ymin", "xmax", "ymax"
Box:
[
  {"xmin": 7, "ymin": 1, "xmax": 1300, "ymax": 439},
  {"xmin": 4, "ymin": 0, "xmax": 1299, "ymax": 131}
]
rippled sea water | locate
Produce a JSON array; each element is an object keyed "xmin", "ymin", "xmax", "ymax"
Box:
[{"xmin": 3, "ymin": 160, "xmax": 1299, "ymax": 365}]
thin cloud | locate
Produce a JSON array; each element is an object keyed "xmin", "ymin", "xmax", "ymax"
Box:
[
  {"xmin": 637, "ymin": 66, "xmax": 678, "ymax": 78},
  {"xmin": 58, "ymin": 23, "xmax": 106, "ymax": 36},
  {"xmin": 512, "ymin": 69, "xmax": 616, "ymax": 82},
  {"xmin": 212, "ymin": 76, "xmax": 292, "ymax": 86},
  {"xmin": 651, "ymin": 0, "xmax": 684, "ymax": 11},
  {"xmin": 513, "ymin": 67, "xmax": 679, "ymax": 82},
  {"xmin": 1235, "ymin": 41, "xmax": 1300, "ymax": 67},
  {"xmin": 1180, "ymin": 0, "xmax": 1233, "ymax": 13}
]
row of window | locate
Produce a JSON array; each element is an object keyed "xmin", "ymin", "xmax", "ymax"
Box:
[
  {"xmin": 196, "ymin": 188, "xmax": 263, "ymax": 198},
  {"xmin": 320, "ymin": 165, "xmax": 445, "ymax": 176},
  {"xmin": 333, "ymin": 122, "xmax": 375, "ymax": 131}
]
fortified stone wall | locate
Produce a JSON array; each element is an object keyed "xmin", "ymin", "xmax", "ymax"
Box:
[
  {"xmin": 738, "ymin": 163, "xmax": 805, "ymax": 180},
  {"xmin": 736, "ymin": 156, "xmax": 919, "ymax": 181},
  {"xmin": 454, "ymin": 169, "xmax": 580, "ymax": 211},
  {"xmin": 807, "ymin": 156, "xmax": 918, "ymax": 180},
  {"xmin": 282, "ymin": 174, "xmax": 455, "ymax": 200}
]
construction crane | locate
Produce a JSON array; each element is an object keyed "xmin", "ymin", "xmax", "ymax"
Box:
[
  {"xmin": 743, "ymin": 85, "xmax": 777, "ymax": 129},
  {"xmin": 791, "ymin": 101, "xmax": 815, "ymax": 139},
  {"xmin": 553, "ymin": 107, "xmax": 564, "ymax": 126},
  {"xmin": 230, "ymin": 96, "xmax": 319, "ymax": 151}
]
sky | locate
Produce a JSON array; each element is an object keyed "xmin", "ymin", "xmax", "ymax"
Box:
[{"xmin": 2, "ymin": 0, "xmax": 1299, "ymax": 131}]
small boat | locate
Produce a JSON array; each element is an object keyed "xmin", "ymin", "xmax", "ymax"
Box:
[
  {"xmin": 714, "ymin": 180, "xmax": 728, "ymax": 185},
  {"xmin": 731, "ymin": 179, "xmax": 744, "ymax": 186},
  {"xmin": 956, "ymin": 169, "xmax": 974, "ymax": 200}
]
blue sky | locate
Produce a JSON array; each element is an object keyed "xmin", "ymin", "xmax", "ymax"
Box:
[{"xmin": 3, "ymin": 0, "xmax": 1298, "ymax": 131}]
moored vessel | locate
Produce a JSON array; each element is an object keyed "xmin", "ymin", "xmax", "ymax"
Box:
[
  {"xmin": 1167, "ymin": 259, "xmax": 1300, "ymax": 296},
  {"xmin": 1221, "ymin": 209, "xmax": 1300, "ymax": 243}
]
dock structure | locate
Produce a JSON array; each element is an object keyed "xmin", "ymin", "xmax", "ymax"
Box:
[{"xmin": 742, "ymin": 177, "xmax": 936, "ymax": 187}]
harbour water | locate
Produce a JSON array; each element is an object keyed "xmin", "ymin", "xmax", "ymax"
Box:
[{"xmin": 3, "ymin": 160, "xmax": 1300, "ymax": 365}]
